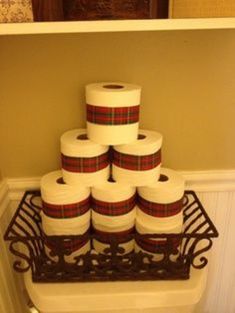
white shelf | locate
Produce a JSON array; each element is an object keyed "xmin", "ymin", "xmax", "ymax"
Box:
[{"xmin": 1, "ymin": 17, "xmax": 235, "ymax": 36}]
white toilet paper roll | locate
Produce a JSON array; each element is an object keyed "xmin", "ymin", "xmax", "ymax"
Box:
[
  {"xmin": 136, "ymin": 206, "xmax": 183, "ymax": 228},
  {"xmin": 61, "ymin": 129, "xmax": 110, "ymax": 186},
  {"xmin": 41, "ymin": 170, "xmax": 90, "ymax": 204},
  {"xmin": 93, "ymin": 227, "xmax": 134, "ymax": 254},
  {"xmin": 92, "ymin": 208, "xmax": 136, "ymax": 231},
  {"xmin": 93, "ymin": 239, "xmax": 134, "ymax": 255},
  {"xmin": 41, "ymin": 211, "xmax": 90, "ymax": 236},
  {"xmin": 112, "ymin": 130, "xmax": 162, "ymax": 186},
  {"xmin": 92, "ymin": 179, "xmax": 136, "ymax": 203},
  {"xmin": 91, "ymin": 180, "xmax": 136, "ymax": 229},
  {"xmin": 41, "ymin": 170, "xmax": 91, "ymax": 218},
  {"xmin": 86, "ymin": 82, "xmax": 141, "ymax": 145},
  {"xmin": 136, "ymin": 214, "xmax": 183, "ymax": 234},
  {"xmin": 135, "ymin": 217, "xmax": 183, "ymax": 255},
  {"xmin": 137, "ymin": 167, "xmax": 185, "ymax": 204}
]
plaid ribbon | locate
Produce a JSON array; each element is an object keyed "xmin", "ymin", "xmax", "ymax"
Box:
[
  {"xmin": 45, "ymin": 235, "xmax": 89, "ymax": 253},
  {"xmin": 138, "ymin": 195, "xmax": 183, "ymax": 217},
  {"xmin": 42, "ymin": 197, "xmax": 90, "ymax": 219},
  {"xmin": 93, "ymin": 227, "xmax": 134, "ymax": 244},
  {"xmin": 92, "ymin": 194, "xmax": 136, "ymax": 216},
  {"xmin": 113, "ymin": 149, "xmax": 161, "ymax": 171},
  {"xmin": 87, "ymin": 104, "xmax": 139, "ymax": 125},
  {"xmin": 136, "ymin": 235, "xmax": 181, "ymax": 253},
  {"xmin": 61, "ymin": 152, "xmax": 109, "ymax": 173}
]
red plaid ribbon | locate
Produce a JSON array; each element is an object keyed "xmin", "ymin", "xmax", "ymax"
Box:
[
  {"xmin": 87, "ymin": 104, "xmax": 139, "ymax": 125},
  {"xmin": 45, "ymin": 236, "xmax": 89, "ymax": 253},
  {"xmin": 136, "ymin": 235, "xmax": 181, "ymax": 253},
  {"xmin": 42, "ymin": 197, "xmax": 90, "ymax": 219},
  {"xmin": 138, "ymin": 195, "xmax": 183, "ymax": 217},
  {"xmin": 92, "ymin": 194, "xmax": 136, "ymax": 216},
  {"xmin": 61, "ymin": 152, "xmax": 109, "ymax": 173},
  {"xmin": 113, "ymin": 149, "xmax": 161, "ymax": 171},
  {"xmin": 93, "ymin": 227, "xmax": 134, "ymax": 244}
]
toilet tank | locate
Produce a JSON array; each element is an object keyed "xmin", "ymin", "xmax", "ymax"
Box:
[{"xmin": 24, "ymin": 267, "xmax": 207, "ymax": 313}]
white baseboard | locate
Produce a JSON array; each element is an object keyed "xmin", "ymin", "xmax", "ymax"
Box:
[
  {"xmin": 1, "ymin": 170, "xmax": 235, "ymax": 202},
  {"xmin": 6, "ymin": 177, "xmax": 41, "ymax": 201},
  {"xmin": 181, "ymin": 169, "xmax": 235, "ymax": 192}
]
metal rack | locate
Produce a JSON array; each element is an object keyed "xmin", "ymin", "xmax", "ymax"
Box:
[{"xmin": 4, "ymin": 190, "xmax": 218, "ymax": 282}]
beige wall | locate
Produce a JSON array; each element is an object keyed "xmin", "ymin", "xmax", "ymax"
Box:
[{"xmin": 0, "ymin": 29, "xmax": 235, "ymax": 177}]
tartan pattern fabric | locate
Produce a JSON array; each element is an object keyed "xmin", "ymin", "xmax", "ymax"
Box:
[
  {"xmin": 45, "ymin": 235, "xmax": 89, "ymax": 253},
  {"xmin": 42, "ymin": 197, "xmax": 90, "ymax": 218},
  {"xmin": 136, "ymin": 235, "xmax": 181, "ymax": 253},
  {"xmin": 137, "ymin": 195, "xmax": 183, "ymax": 217},
  {"xmin": 87, "ymin": 104, "xmax": 139, "ymax": 125},
  {"xmin": 93, "ymin": 227, "xmax": 134, "ymax": 244},
  {"xmin": 61, "ymin": 151, "xmax": 109, "ymax": 173},
  {"xmin": 92, "ymin": 194, "xmax": 136, "ymax": 216},
  {"xmin": 113, "ymin": 149, "xmax": 161, "ymax": 171}
]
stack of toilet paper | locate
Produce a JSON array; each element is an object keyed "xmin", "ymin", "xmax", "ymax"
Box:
[{"xmin": 40, "ymin": 81, "xmax": 185, "ymax": 260}]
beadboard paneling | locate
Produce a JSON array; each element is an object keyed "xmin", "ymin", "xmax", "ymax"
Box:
[
  {"xmin": 0, "ymin": 180, "xmax": 28, "ymax": 313},
  {"xmin": 197, "ymin": 191, "xmax": 235, "ymax": 313}
]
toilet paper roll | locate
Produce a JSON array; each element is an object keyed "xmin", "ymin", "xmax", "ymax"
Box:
[
  {"xmin": 135, "ymin": 216, "xmax": 183, "ymax": 254},
  {"xmin": 137, "ymin": 167, "xmax": 185, "ymax": 205},
  {"xmin": 41, "ymin": 170, "xmax": 91, "ymax": 218},
  {"xmin": 93, "ymin": 227, "xmax": 134, "ymax": 254},
  {"xmin": 92, "ymin": 208, "xmax": 136, "ymax": 231},
  {"xmin": 91, "ymin": 179, "xmax": 136, "ymax": 202},
  {"xmin": 136, "ymin": 214, "xmax": 183, "ymax": 234},
  {"xmin": 61, "ymin": 129, "xmax": 110, "ymax": 186},
  {"xmin": 92, "ymin": 192, "xmax": 136, "ymax": 216},
  {"xmin": 45, "ymin": 239, "xmax": 90, "ymax": 264},
  {"xmin": 136, "ymin": 206, "xmax": 183, "ymax": 228},
  {"xmin": 41, "ymin": 211, "xmax": 90, "ymax": 236},
  {"xmin": 91, "ymin": 180, "xmax": 136, "ymax": 229},
  {"xmin": 112, "ymin": 130, "xmax": 162, "ymax": 186},
  {"xmin": 41, "ymin": 170, "xmax": 90, "ymax": 205},
  {"xmin": 86, "ymin": 82, "xmax": 141, "ymax": 145}
]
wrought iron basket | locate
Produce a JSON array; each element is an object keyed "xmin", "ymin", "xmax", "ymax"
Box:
[{"xmin": 4, "ymin": 190, "xmax": 218, "ymax": 283}]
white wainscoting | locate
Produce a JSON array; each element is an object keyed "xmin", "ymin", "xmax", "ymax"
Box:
[
  {"xmin": 0, "ymin": 179, "xmax": 27, "ymax": 313},
  {"xmin": 0, "ymin": 171, "xmax": 235, "ymax": 313},
  {"xmin": 197, "ymin": 191, "xmax": 235, "ymax": 313}
]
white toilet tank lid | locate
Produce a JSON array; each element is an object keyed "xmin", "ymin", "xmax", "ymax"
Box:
[{"xmin": 24, "ymin": 268, "xmax": 207, "ymax": 312}]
